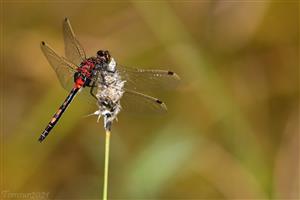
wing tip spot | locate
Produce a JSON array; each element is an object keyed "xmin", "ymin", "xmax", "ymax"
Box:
[
  {"xmin": 156, "ymin": 99, "xmax": 168, "ymax": 111},
  {"xmin": 168, "ymin": 71, "xmax": 180, "ymax": 80},
  {"xmin": 156, "ymin": 99, "xmax": 163, "ymax": 104},
  {"xmin": 41, "ymin": 41, "xmax": 45, "ymax": 45}
]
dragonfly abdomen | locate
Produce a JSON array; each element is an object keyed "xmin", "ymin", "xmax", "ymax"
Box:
[{"xmin": 38, "ymin": 87, "xmax": 80, "ymax": 142}]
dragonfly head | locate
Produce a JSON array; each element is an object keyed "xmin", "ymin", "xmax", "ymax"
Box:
[
  {"xmin": 97, "ymin": 50, "xmax": 111, "ymax": 64},
  {"xmin": 96, "ymin": 50, "xmax": 116, "ymax": 72}
]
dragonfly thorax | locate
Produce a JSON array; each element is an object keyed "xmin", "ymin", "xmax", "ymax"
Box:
[{"xmin": 78, "ymin": 59, "xmax": 95, "ymax": 78}]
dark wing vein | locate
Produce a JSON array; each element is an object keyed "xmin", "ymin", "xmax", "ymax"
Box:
[
  {"xmin": 118, "ymin": 65, "xmax": 180, "ymax": 95},
  {"xmin": 40, "ymin": 41, "xmax": 77, "ymax": 90},
  {"xmin": 63, "ymin": 18, "xmax": 86, "ymax": 65},
  {"xmin": 121, "ymin": 89, "xmax": 167, "ymax": 114}
]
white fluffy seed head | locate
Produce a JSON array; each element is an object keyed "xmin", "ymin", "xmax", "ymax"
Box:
[
  {"xmin": 107, "ymin": 57, "xmax": 116, "ymax": 72},
  {"xmin": 92, "ymin": 66, "xmax": 125, "ymax": 131}
]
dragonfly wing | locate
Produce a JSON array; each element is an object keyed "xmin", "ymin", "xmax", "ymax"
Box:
[
  {"xmin": 121, "ymin": 89, "xmax": 167, "ymax": 114},
  {"xmin": 40, "ymin": 41, "xmax": 77, "ymax": 90},
  {"xmin": 118, "ymin": 65, "xmax": 180, "ymax": 95},
  {"xmin": 63, "ymin": 18, "xmax": 86, "ymax": 65},
  {"xmin": 77, "ymin": 86, "xmax": 98, "ymax": 106}
]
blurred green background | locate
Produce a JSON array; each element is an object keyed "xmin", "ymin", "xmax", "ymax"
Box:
[{"xmin": 1, "ymin": 1, "xmax": 299, "ymax": 199}]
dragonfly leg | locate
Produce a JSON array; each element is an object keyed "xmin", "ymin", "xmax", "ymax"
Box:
[{"xmin": 90, "ymin": 83, "xmax": 98, "ymax": 100}]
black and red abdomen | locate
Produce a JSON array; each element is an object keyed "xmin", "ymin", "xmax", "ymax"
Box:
[{"xmin": 38, "ymin": 87, "xmax": 80, "ymax": 142}]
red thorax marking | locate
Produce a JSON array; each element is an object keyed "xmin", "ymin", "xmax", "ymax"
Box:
[
  {"xmin": 75, "ymin": 77, "xmax": 85, "ymax": 88},
  {"xmin": 78, "ymin": 60, "xmax": 95, "ymax": 76},
  {"xmin": 75, "ymin": 60, "xmax": 95, "ymax": 88}
]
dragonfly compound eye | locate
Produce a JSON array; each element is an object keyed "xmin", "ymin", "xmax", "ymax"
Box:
[
  {"xmin": 97, "ymin": 50, "xmax": 111, "ymax": 63},
  {"xmin": 97, "ymin": 50, "xmax": 105, "ymax": 57}
]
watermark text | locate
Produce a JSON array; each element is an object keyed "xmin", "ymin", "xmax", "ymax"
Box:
[{"xmin": 1, "ymin": 190, "xmax": 49, "ymax": 199}]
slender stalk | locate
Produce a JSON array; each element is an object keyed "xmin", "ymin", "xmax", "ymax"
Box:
[{"xmin": 103, "ymin": 130, "xmax": 111, "ymax": 200}]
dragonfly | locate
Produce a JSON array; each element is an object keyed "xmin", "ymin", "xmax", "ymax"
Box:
[{"xmin": 38, "ymin": 18, "xmax": 180, "ymax": 142}]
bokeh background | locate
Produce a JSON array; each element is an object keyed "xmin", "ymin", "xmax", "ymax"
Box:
[{"xmin": 1, "ymin": 1, "xmax": 299, "ymax": 199}]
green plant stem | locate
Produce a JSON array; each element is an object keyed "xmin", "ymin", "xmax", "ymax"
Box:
[{"xmin": 103, "ymin": 130, "xmax": 111, "ymax": 200}]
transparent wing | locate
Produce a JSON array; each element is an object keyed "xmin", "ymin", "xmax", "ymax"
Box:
[
  {"xmin": 63, "ymin": 18, "xmax": 86, "ymax": 65},
  {"xmin": 77, "ymin": 87, "xmax": 98, "ymax": 106},
  {"xmin": 77, "ymin": 72, "xmax": 103, "ymax": 106},
  {"xmin": 40, "ymin": 41, "xmax": 77, "ymax": 90},
  {"xmin": 118, "ymin": 65, "xmax": 180, "ymax": 95},
  {"xmin": 121, "ymin": 89, "xmax": 167, "ymax": 114}
]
